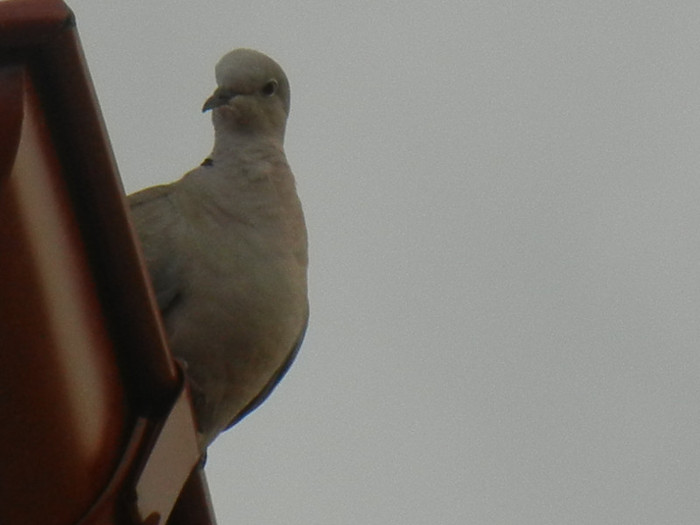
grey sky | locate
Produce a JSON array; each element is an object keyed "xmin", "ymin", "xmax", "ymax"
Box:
[{"xmin": 70, "ymin": 2, "xmax": 700, "ymax": 523}]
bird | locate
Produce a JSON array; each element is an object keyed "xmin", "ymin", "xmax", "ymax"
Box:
[{"xmin": 127, "ymin": 49, "xmax": 308, "ymax": 450}]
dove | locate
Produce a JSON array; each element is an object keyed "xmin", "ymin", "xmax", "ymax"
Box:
[{"xmin": 128, "ymin": 49, "xmax": 308, "ymax": 450}]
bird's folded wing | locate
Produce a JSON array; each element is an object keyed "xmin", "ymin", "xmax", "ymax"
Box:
[{"xmin": 128, "ymin": 184, "xmax": 185, "ymax": 314}]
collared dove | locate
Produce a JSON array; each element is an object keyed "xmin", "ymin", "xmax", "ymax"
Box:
[{"xmin": 128, "ymin": 49, "xmax": 308, "ymax": 450}]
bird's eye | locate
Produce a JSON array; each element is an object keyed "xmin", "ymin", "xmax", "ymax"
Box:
[{"xmin": 261, "ymin": 80, "xmax": 278, "ymax": 96}]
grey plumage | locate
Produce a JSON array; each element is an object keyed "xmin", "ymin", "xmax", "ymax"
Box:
[{"xmin": 128, "ymin": 49, "xmax": 308, "ymax": 450}]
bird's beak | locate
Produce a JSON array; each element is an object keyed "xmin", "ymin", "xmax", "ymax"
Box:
[{"xmin": 202, "ymin": 88, "xmax": 237, "ymax": 112}]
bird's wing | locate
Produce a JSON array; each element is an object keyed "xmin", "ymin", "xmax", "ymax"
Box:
[
  {"xmin": 225, "ymin": 310, "xmax": 309, "ymax": 429},
  {"xmin": 128, "ymin": 184, "xmax": 184, "ymax": 314}
]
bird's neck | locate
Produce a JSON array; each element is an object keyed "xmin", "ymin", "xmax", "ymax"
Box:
[
  {"xmin": 211, "ymin": 123, "xmax": 285, "ymax": 161},
  {"xmin": 202, "ymin": 129, "xmax": 294, "ymax": 201}
]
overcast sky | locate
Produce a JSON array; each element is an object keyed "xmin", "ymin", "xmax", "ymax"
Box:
[{"xmin": 69, "ymin": 2, "xmax": 700, "ymax": 523}]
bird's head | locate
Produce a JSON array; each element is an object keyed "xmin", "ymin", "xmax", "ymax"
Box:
[{"xmin": 203, "ymin": 49, "xmax": 290, "ymax": 141}]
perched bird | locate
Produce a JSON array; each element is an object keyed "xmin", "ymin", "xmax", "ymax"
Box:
[{"xmin": 128, "ymin": 49, "xmax": 308, "ymax": 450}]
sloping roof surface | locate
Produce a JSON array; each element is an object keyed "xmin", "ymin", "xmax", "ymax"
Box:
[{"xmin": 0, "ymin": 2, "xmax": 216, "ymax": 523}]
